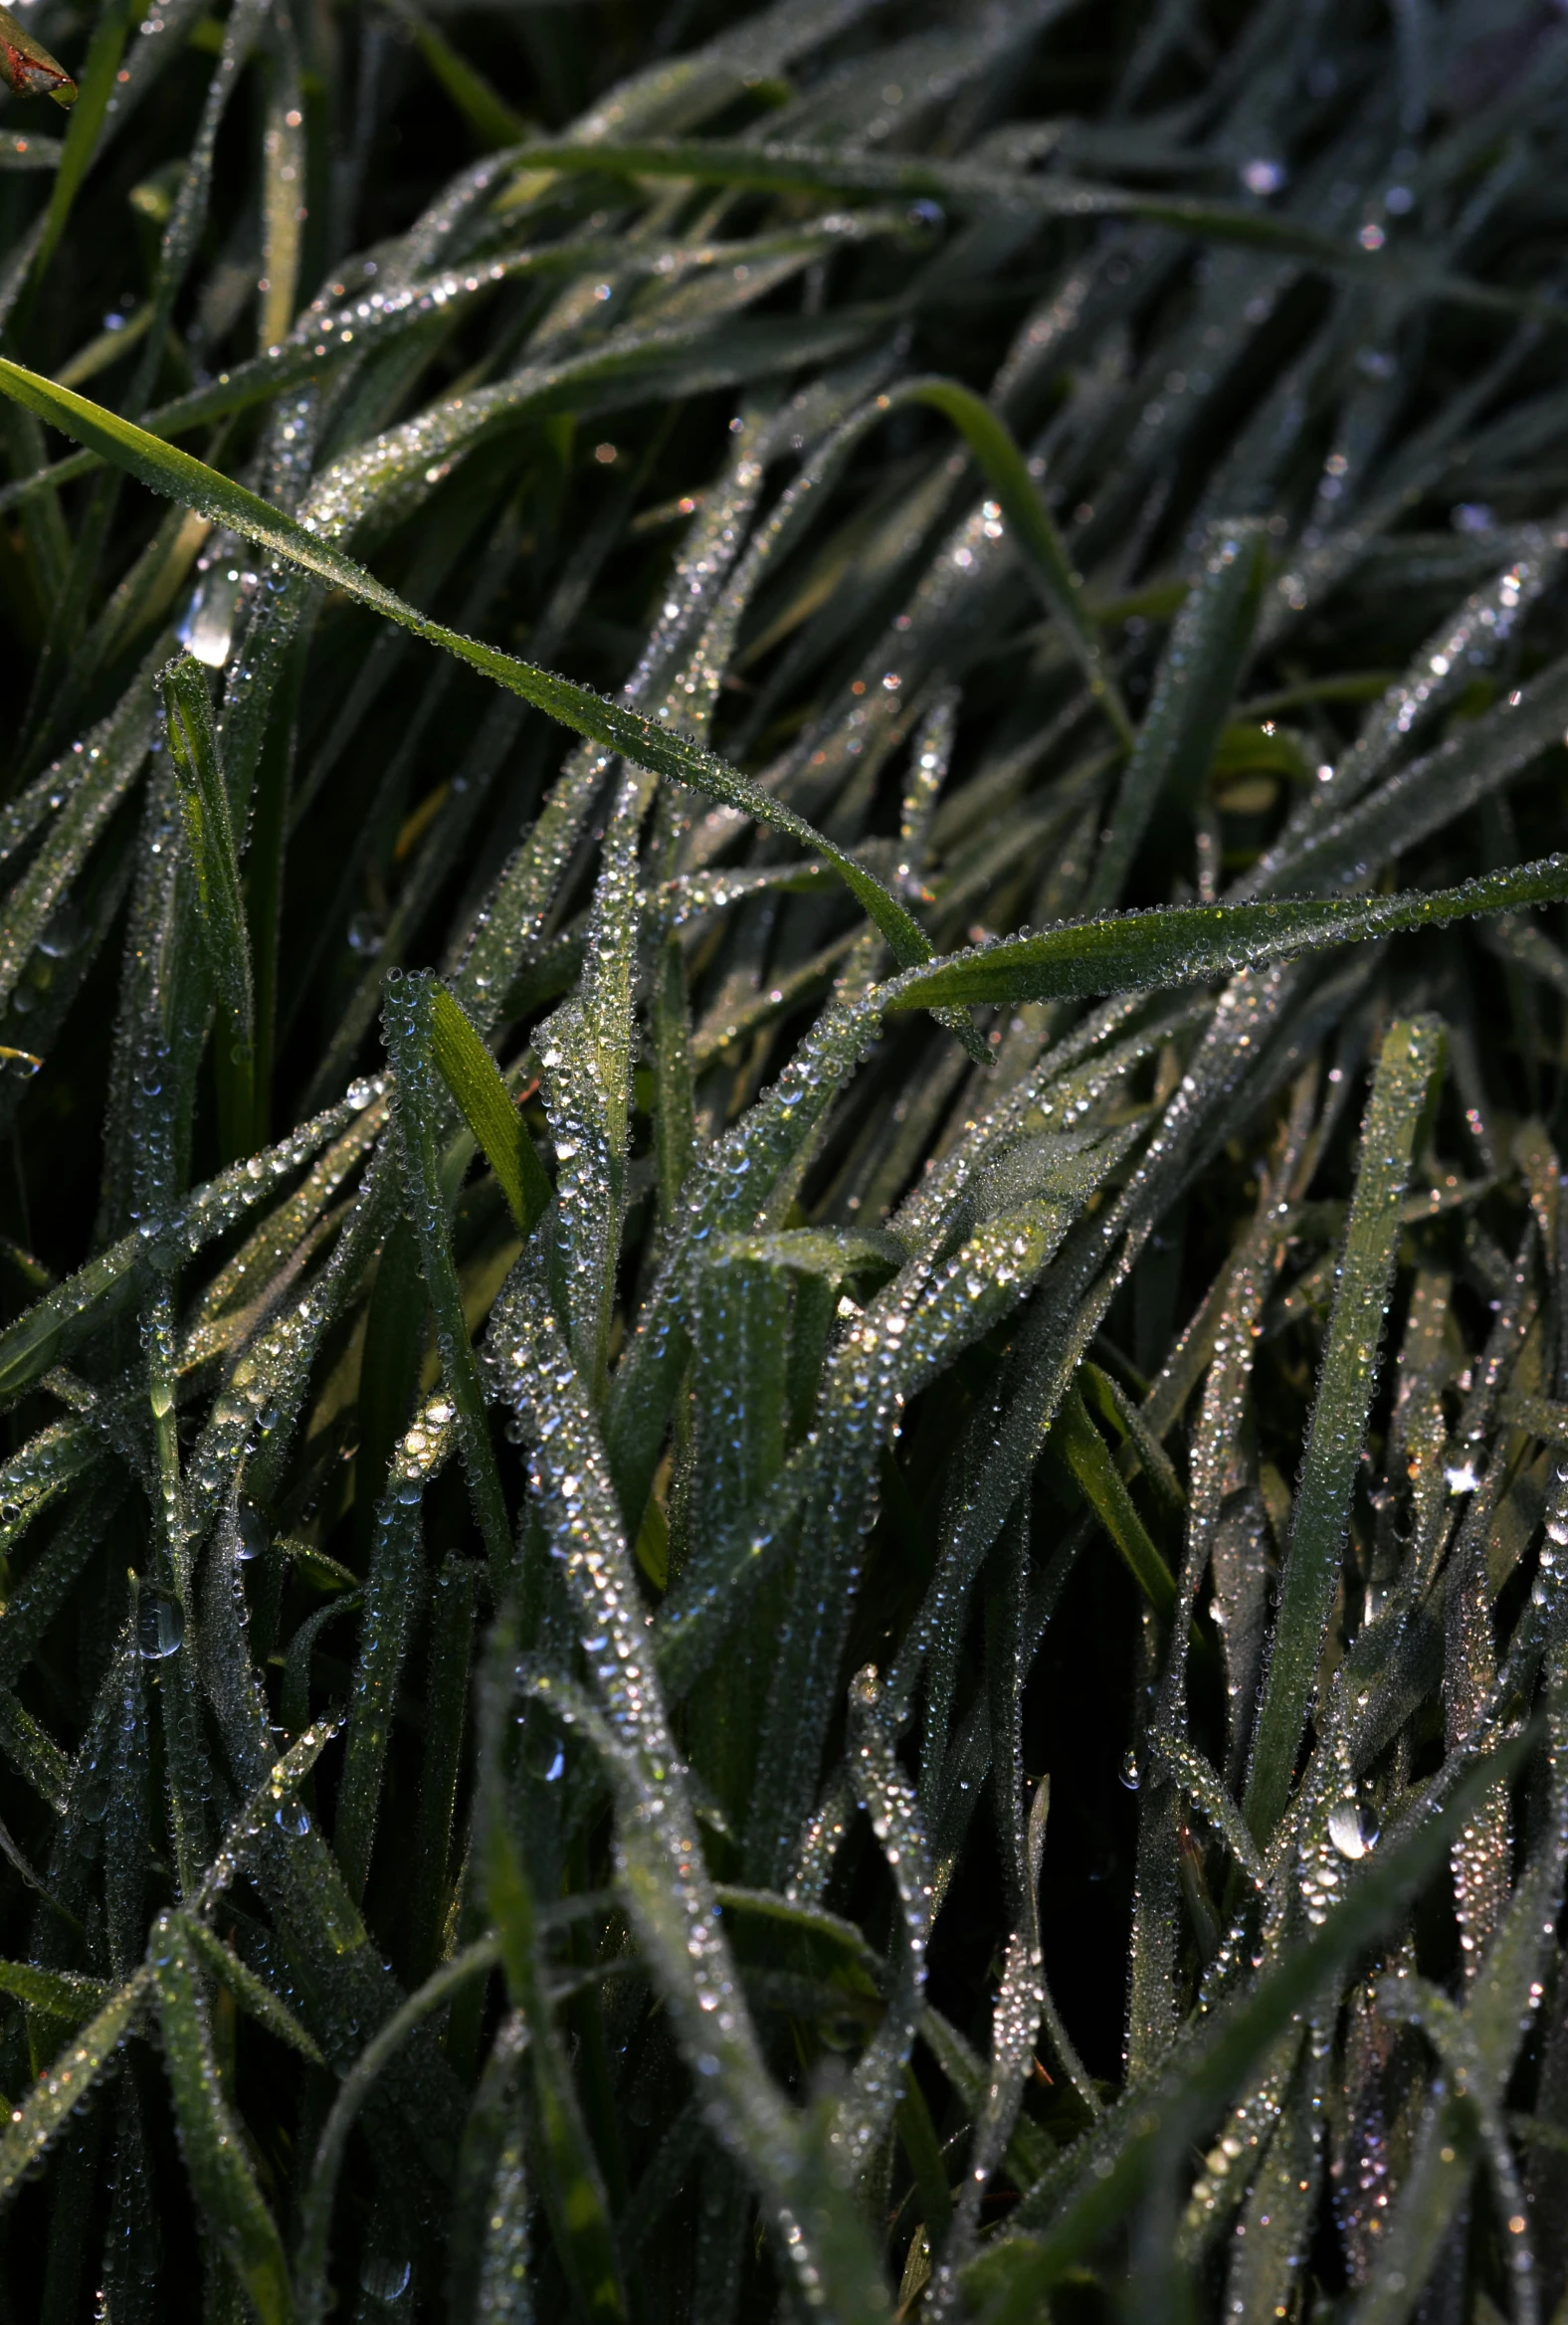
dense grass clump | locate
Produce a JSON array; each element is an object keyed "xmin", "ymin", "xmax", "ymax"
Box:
[{"xmin": 6, "ymin": 0, "xmax": 1568, "ymax": 2314}]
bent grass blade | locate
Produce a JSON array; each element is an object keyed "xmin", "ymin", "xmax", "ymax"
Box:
[{"xmin": 0, "ymin": 358, "xmax": 932, "ymax": 976}]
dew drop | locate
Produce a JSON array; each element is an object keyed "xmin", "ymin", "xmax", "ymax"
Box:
[{"xmin": 136, "ymin": 1593, "xmax": 184, "ymax": 1660}]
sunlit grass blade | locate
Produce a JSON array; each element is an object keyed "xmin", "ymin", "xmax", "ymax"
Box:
[
  {"xmin": 428, "ymin": 980, "xmax": 552, "ymax": 1238},
  {"xmin": 882, "ymin": 854, "xmax": 1568, "ymax": 1013}
]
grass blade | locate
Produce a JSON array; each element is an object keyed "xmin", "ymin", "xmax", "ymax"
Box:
[
  {"xmin": 428, "ymin": 982, "xmax": 552, "ymax": 1238},
  {"xmin": 1244, "ymin": 1017, "xmax": 1443, "ymax": 1843},
  {"xmin": 883, "ymin": 853, "xmax": 1568, "ymax": 1013},
  {"xmin": 161, "ymin": 652, "xmax": 256, "ymax": 1156},
  {"xmin": 0, "ymin": 359, "xmax": 933, "ymax": 973}
]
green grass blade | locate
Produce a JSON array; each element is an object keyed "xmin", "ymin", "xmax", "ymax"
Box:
[
  {"xmin": 0, "ymin": 1969, "xmax": 150, "ymax": 2206},
  {"xmin": 888, "ymin": 377, "xmax": 1130, "ymax": 741},
  {"xmin": 0, "ymin": 359, "xmax": 932, "ymax": 972},
  {"xmin": 161, "ymin": 652, "xmax": 256, "ymax": 1155},
  {"xmin": 1244, "ymin": 1017, "xmax": 1443, "ymax": 1845},
  {"xmin": 968, "ymin": 1730, "xmax": 1532, "ymax": 2316},
  {"xmin": 382, "ymin": 0, "xmax": 526, "ymax": 149},
  {"xmin": 173, "ymin": 1912, "xmax": 323, "ymax": 2065},
  {"xmin": 883, "ymin": 853, "xmax": 1568, "ymax": 1013},
  {"xmin": 0, "ymin": 1960, "xmax": 108, "ymax": 2026},
  {"xmin": 32, "ymin": 0, "xmax": 126, "ymax": 273},
  {"xmin": 1055, "ymin": 1381, "xmax": 1179, "ymax": 1627},
  {"xmin": 428, "ymin": 981, "xmax": 552, "ymax": 1237},
  {"xmin": 383, "ymin": 974, "xmax": 513, "ymax": 1585},
  {"xmin": 293, "ymin": 1940, "xmax": 500, "ymax": 2325},
  {"xmin": 1083, "ymin": 521, "xmax": 1267, "ymax": 911}
]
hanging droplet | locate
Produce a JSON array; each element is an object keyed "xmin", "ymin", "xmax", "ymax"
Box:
[
  {"xmin": 136, "ymin": 1593, "xmax": 185, "ymax": 1660},
  {"xmin": 359, "ymin": 2254, "xmax": 412, "ymax": 2302},
  {"xmin": 36, "ymin": 900, "xmax": 83, "ymax": 958},
  {"xmin": 1119, "ymin": 1748, "xmax": 1141, "ymax": 1792},
  {"xmin": 1328, "ymin": 1800, "xmax": 1374, "ymax": 1860},
  {"xmin": 236, "ymin": 1504, "xmax": 268, "ymax": 1562}
]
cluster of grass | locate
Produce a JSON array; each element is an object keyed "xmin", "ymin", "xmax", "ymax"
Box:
[{"xmin": 4, "ymin": 0, "xmax": 1568, "ymax": 2315}]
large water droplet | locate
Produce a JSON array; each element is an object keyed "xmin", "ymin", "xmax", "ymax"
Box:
[
  {"xmin": 1328, "ymin": 1801, "xmax": 1374, "ymax": 1860},
  {"xmin": 136, "ymin": 1593, "xmax": 184, "ymax": 1660},
  {"xmin": 359, "ymin": 2255, "xmax": 412, "ymax": 2302}
]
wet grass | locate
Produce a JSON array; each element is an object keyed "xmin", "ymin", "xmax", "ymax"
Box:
[{"xmin": 3, "ymin": 0, "xmax": 1568, "ymax": 2317}]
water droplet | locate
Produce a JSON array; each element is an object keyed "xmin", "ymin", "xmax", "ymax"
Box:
[
  {"xmin": 36, "ymin": 901, "xmax": 82, "ymax": 958},
  {"xmin": 1328, "ymin": 1801, "xmax": 1374, "ymax": 1860},
  {"xmin": 359, "ymin": 2254, "xmax": 412, "ymax": 2302},
  {"xmin": 136, "ymin": 1593, "xmax": 184, "ymax": 1660}
]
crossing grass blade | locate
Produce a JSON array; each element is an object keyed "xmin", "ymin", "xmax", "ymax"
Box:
[
  {"xmin": 0, "ymin": 357, "xmax": 932, "ymax": 972},
  {"xmin": 966, "ymin": 1730, "xmax": 1534, "ymax": 2318}
]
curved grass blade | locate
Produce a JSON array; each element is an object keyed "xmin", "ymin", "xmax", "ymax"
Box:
[
  {"xmin": 293, "ymin": 1940, "xmax": 500, "ymax": 2325},
  {"xmin": 874, "ymin": 377, "xmax": 1129, "ymax": 741},
  {"xmin": 882, "ymin": 853, "xmax": 1568, "ymax": 1014},
  {"xmin": 500, "ymin": 137, "xmax": 1567, "ymax": 320},
  {"xmin": 0, "ymin": 360, "xmax": 932, "ymax": 974}
]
